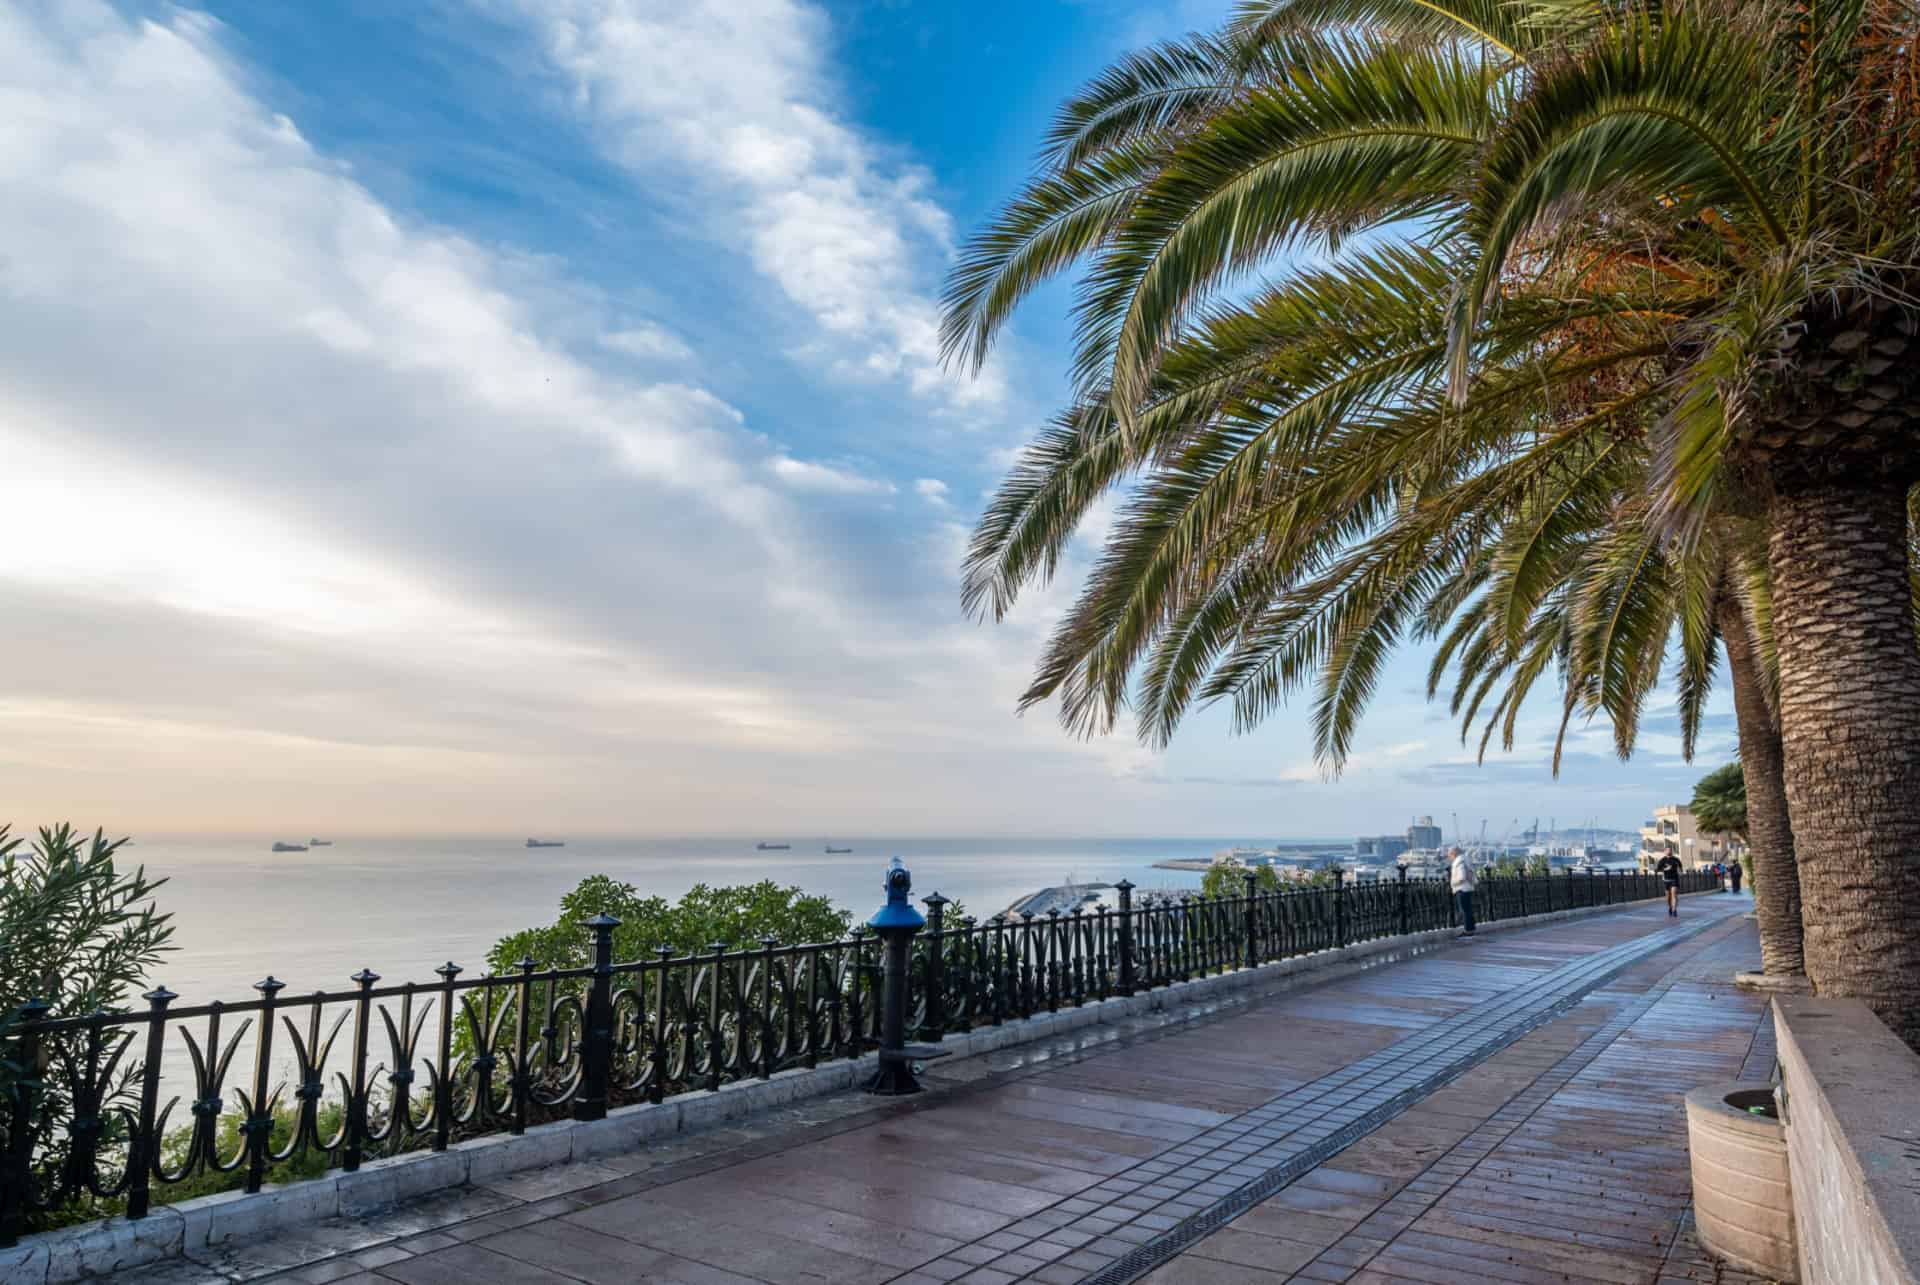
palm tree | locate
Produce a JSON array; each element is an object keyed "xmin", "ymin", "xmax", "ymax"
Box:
[
  {"xmin": 944, "ymin": 2, "xmax": 1915, "ymax": 1035},
  {"xmin": 1444, "ymin": 1, "xmax": 1920, "ymax": 1036},
  {"xmin": 1691, "ymin": 762, "xmax": 1748, "ymax": 840}
]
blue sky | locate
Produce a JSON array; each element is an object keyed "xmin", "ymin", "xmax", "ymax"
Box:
[{"xmin": 0, "ymin": 0, "xmax": 1729, "ymax": 838}]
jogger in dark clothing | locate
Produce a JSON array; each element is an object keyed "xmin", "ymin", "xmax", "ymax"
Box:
[{"xmin": 1656, "ymin": 853, "xmax": 1683, "ymax": 916}]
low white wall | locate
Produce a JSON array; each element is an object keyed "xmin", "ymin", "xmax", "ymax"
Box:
[
  {"xmin": 1773, "ymin": 996, "xmax": 1920, "ymax": 1285},
  {"xmin": 2, "ymin": 892, "xmax": 1705, "ymax": 1285}
]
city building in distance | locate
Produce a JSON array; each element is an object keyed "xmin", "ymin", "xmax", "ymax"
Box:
[{"xmin": 1639, "ymin": 804, "xmax": 1744, "ymax": 872}]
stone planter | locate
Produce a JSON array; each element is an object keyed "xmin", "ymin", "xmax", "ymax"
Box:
[{"xmin": 1686, "ymin": 1081, "xmax": 1798, "ymax": 1281}]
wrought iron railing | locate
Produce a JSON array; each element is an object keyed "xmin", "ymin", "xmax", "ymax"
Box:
[{"xmin": 0, "ymin": 865, "xmax": 1710, "ymax": 1242}]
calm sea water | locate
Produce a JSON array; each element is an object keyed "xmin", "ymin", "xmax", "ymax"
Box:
[{"xmin": 124, "ymin": 835, "xmax": 1319, "ymax": 1005}]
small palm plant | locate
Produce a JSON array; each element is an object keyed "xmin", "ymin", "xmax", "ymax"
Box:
[{"xmin": 1691, "ymin": 762, "xmax": 1749, "ymax": 841}]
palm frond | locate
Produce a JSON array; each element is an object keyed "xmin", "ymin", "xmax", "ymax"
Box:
[{"xmin": 1082, "ymin": 34, "xmax": 1493, "ymax": 414}]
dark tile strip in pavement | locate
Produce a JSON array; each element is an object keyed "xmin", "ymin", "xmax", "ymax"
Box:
[
  {"xmin": 1253, "ymin": 913, "xmax": 1764, "ymax": 1283},
  {"xmin": 896, "ymin": 901, "xmax": 1752, "ymax": 1285}
]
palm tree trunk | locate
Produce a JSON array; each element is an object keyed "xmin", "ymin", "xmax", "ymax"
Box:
[
  {"xmin": 1716, "ymin": 597, "xmax": 1802, "ymax": 975},
  {"xmin": 1767, "ymin": 472, "xmax": 1920, "ymax": 1049}
]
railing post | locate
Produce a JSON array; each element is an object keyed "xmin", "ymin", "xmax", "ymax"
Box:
[
  {"xmin": 433, "ymin": 962, "xmax": 460, "ymax": 1150},
  {"xmin": 1517, "ymin": 869, "xmax": 1528, "ymax": 918},
  {"xmin": 1, "ymin": 997, "xmax": 50, "ymax": 1248},
  {"xmin": 921, "ymin": 892, "xmax": 948, "ymax": 1040},
  {"xmin": 1397, "ymin": 864, "xmax": 1410, "ymax": 936},
  {"xmin": 1045, "ymin": 909, "xmax": 1063, "ymax": 1011},
  {"xmin": 126, "ymin": 986, "xmax": 173, "ymax": 1219},
  {"xmin": 1115, "ymin": 880, "xmax": 1137, "ymax": 995},
  {"xmin": 573, "ymin": 913, "xmax": 619, "ymax": 1122},
  {"xmin": 1242, "ymin": 872, "xmax": 1259, "ymax": 970},
  {"xmin": 344, "ymin": 969, "xmax": 379, "ymax": 1170},
  {"xmin": 243, "ymin": 976, "xmax": 284, "ymax": 1192},
  {"xmin": 1334, "ymin": 868, "xmax": 1349, "ymax": 948},
  {"xmin": 649, "ymin": 946, "xmax": 674, "ymax": 1094},
  {"xmin": 513, "ymin": 956, "xmax": 536, "ymax": 1128}
]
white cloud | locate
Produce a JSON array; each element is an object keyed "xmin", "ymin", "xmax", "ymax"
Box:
[
  {"xmin": 0, "ymin": 2, "xmax": 1188, "ymax": 836},
  {"xmin": 600, "ymin": 323, "xmax": 694, "ymax": 363},
  {"xmin": 499, "ymin": 0, "xmax": 1007, "ymax": 413},
  {"xmin": 767, "ymin": 455, "xmax": 896, "ymax": 495},
  {"xmin": 0, "ymin": 2, "xmax": 1663, "ymax": 840}
]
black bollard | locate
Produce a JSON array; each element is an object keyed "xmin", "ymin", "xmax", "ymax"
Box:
[{"xmin": 865, "ymin": 858, "xmax": 951, "ymax": 1095}]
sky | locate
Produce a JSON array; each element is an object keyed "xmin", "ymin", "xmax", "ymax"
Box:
[{"xmin": 0, "ymin": 0, "xmax": 1734, "ymax": 839}]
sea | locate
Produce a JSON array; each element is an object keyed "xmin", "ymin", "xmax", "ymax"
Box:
[{"xmin": 123, "ymin": 835, "xmax": 1321, "ymax": 1006}]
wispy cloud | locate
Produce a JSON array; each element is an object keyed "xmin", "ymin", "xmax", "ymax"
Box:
[
  {"xmin": 768, "ymin": 455, "xmax": 896, "ymax": 495},
  {"xmin": 600, "ymin": 323, "xmax": 694, "ymax": 363},
  {"xmin": 500, "ymin": 0, "xmax": 1006, "ymax": 414}
]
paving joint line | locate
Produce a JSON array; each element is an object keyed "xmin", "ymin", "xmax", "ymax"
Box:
[
  {"xmin": 1313, "ymin": 911, "xmax": 1757, "ymax": 1283},
  {"xmin": 1051, "ymin": 904, "xmax": 1745, "ymax": 1285}
]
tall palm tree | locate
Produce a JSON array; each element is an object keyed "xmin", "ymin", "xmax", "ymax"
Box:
[
  {"xmin": 943, "ymin": 1, "xmax": 1916, "ymax": 1035},
  {"xmin": 1444, "ymin": 0, "xmax": 1919, "ymax": 1035}
]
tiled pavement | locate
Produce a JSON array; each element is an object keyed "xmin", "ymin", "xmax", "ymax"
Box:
[
  {"xmin": 126, "ymin": 896, "xmax": 1771, "ymax": 1285},
  {"xmin": 1146, "ymin": 903, "xmax": 1777, "ymax": 1285}
]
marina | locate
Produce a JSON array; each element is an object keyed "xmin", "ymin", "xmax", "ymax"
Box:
[{"xmin": 1003, "ymin": 879, "xmax": 1111, "ymax": 918}]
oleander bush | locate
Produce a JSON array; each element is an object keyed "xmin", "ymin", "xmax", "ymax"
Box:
[{"xmin": 1, "ymin": 824, "xmax": 174, "ymax": 1233}]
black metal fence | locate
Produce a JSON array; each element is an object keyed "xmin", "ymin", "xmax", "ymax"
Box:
[{"xmin": 0, "ymin": 865, "xmax": 1710, "ymax": 1243}]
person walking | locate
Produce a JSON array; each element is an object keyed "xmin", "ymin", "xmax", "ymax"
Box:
[
  {"xmin": 1729, "ymin": 857, "xmax": 1744, "ymax": 895},
  {"xmin": 1450, "ymin": 845, "xmax": 1477, "ymax": 940},
  {"xmin": 1656, "ymin": 850, "xmax": 1683, "ymax": 916}
]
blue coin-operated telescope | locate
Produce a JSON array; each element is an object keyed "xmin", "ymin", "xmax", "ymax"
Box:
[
  {"xmin": 864, "ymin": 858, "xmax": 949, "ymax": 1095},
  {"xmin": 870, "ymin": 856, "xmax": 925, "ymax": 931}
]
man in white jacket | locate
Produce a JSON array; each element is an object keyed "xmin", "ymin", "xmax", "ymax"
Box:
[{"xmin": 1449, "ymin": 846, "xmax": 1477, "ymax": 939}]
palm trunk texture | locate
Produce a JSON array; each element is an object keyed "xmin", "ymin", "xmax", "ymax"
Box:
[
  {"xmin": 1717, "ymin": 598, "xmax": 1803, "ymax": 975},
  {"xmin": 1767, "ymin": 473, "xmax": 1920, "ymax": 1049}
]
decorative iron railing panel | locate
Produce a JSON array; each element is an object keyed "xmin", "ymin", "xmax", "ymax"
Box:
[{"xmin": 0, "ymin": 867, "xmax": 1713, "ymax": 1241}]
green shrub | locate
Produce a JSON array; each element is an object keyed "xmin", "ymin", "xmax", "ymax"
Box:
[
  {"xmin": 487, "ymin": 876, "xmax": 853, "ymax": 973},
  {"xmin": 1, "ymin": 824, "xmax": 174, "ymax": 1234},
  {"xmin": 1199, "ymin": 863, "xmax": 1281, "ymax": 898}
]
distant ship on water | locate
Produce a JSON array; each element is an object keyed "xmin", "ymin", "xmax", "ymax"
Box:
[
  {"xmin": 309, "ymin": 838, "xmax": 333, "ymax": 847},
  {"xmin": 756, "ymin": 842, "xmax": 791, "ymax": 851},
  {"xmin": 825, "ymin": 845, "xmax": 852, "ymax": 854},
  {"xmin": 525, "ymin": 838, "xmax": 565, "ymax": 849},
  {"xmin": 271, "ymin": 842, "xmax": 308, "ymax": 853}
]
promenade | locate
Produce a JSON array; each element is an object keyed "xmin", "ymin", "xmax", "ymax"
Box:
[{"xmin": 123, "ymin": 896, "xmax": 1767, "ymax": 1285}]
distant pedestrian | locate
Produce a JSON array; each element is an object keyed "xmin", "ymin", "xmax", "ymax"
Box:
[
  {"xmin": 1450, "ymin": 845, "xmax": 1477, "ymax": 940},
  {"xmin": 1729, "ymin": 859, "xmax": 1743, "ymax": 894},
  {"xmin": 1656, "ymin": 851, "xmax": 1683, "ymax": 917}
]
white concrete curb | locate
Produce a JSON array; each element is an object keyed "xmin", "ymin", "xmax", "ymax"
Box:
[{"xmin": 3, "ymin": 891, "xmax": 1712, "ymax": 1284}]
